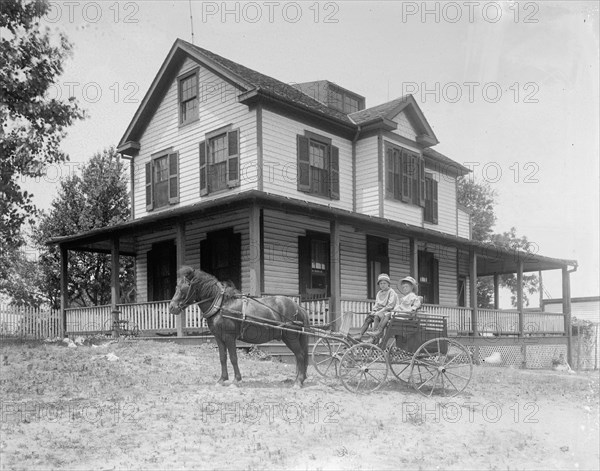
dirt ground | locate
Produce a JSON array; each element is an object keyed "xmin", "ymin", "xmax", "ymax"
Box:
[{"xmin": 0, "ymin": 339, "xmax": 598, "ymax": 471}]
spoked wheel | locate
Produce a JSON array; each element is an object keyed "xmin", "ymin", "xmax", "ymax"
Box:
[
  {"xmin": 386, "ymin": 345, "xmax": 414, "ymax": 383},
  {"xmin": 408, "ymin": 338, "xmax": 473, "ymax": 397},
  {"xmin": 339, "ymin": 343, "xmax": 388, "ymax": 394},
  {"xmin": 312, "ymin": 337, "xmax": 350, "ymax": 377}
]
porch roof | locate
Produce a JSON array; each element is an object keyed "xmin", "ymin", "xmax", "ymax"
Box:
[{"xmin": 47, "ymin": 190, "xmax": 577, "ymax": 276}]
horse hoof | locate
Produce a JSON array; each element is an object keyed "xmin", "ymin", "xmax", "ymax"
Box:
[
  {"xmin": 216, "ymin": 379, "xmax": 228, "ymax": 386},
  {"xmin": 229, "ymin": 382, "xmax": 239, "ymax": 388}
]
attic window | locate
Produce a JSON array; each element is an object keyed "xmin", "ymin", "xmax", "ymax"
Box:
[
  {"xmin": 327, "ymin": 86, "xmax": 360, "ymax": 113},
  {"xmin": 179, "ymin": 70, "xmax": 199, "ymax": 125}
]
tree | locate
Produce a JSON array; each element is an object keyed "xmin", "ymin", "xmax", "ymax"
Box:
[
  {"xmin": 33, "ymin": 148, "xmax": 134, "ymax": 309},
  {"xmin": 0, "ymin": 0, "xmax": 84, "ymax": 279},
  {"xmin": 491, "ymin": 228, "xmax": 540, "ymax": 307},
  {"xmin": 457, "ymin": 178, "xmax": 497, "ymax": 241},
  {"xmin": 457, "ymin": 177, "xmax": 538, "ymax": 308}
]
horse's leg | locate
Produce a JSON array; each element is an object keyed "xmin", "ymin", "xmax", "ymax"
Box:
[
  {"xmin": 214, "ymin": 336, "xmax": 229, "ymax": 384},
  {"xmin": 225, "ymin": 336, "xmax": 242, "ymax": 383},
  {"xmin": 282, "ymin": 331, "xmax": 307, "ymax": 388}
]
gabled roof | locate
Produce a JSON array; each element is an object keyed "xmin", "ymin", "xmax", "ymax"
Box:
[
  {"xmin": 349, "ymin": 95, "xmax": 439, "ymax": 146},
  {"xmin": 118, "ymin": 39, "xmax": 354, "ymax": 153}
]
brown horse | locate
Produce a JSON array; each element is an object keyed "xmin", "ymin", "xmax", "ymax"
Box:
[{"xmin": 169, "ymin": 266, "xmax": 309, "ymax": 388}]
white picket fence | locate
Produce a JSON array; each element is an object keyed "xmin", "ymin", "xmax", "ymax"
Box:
[{"xmin": 0, "ymin": 304, "xmax": 63, "ymax": 339}]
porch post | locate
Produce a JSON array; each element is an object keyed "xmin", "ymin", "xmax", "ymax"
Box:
[
  {"xmin": 409, "ymin": 237, "xmax": 418, "ymax": 281},
  {"xmin": 469, "ymin": 248, "xmax": 478, "ymax": 336},
  {"xmin": 110, "ymin": 236, "xmax": 120, "ymax": 337},
  {"xmin": 60, "ymin": 245, "xmax": 68, "ymax": 336},
  {"xmin": 248, "ymin": 204, "xmax": 262, "ymax": 296},
  {"xmin": 517, "ymin": 257, "xmax": 525, "ymax": 337},
  {"xmin": 562, "ymin": 267, "xmax": 572, "ymax": 365},
  {"xmin": 176, "ymin": 221, "xmax": 186, "ymax": 338},
  {"xmin": 517, "ymin": 259, "xmax": 524, "ymax": 336},
  {"xmin": 538, "ymin": 271, "xmax": 544, "ymax": 308},
  {"xmin": 330, "ymin": 219, "xmax": 341, "ymax": 331},
  {"xmin": 493, "ymin": 274, "xmax": 500, "ymax": 310}
]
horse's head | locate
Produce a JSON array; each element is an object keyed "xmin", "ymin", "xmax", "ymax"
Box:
[{"xmin": 169, "ymin": 266, "xmax": 198, "ymax": 315}]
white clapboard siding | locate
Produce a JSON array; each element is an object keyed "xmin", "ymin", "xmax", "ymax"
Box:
[
  {"xmin": 339, "ymin": 226, "xmax": 368, "ymax": 299},
  {"xmin": 262, "ymin": 209, "xmax": 329, "ymax": 295},
  {"xmin": 389, "ymin": 237, "xmax": 412, "ymax": 282},
  {"xmin": 390, "ymin": 110, "xmax": 418, "ymax": 141},
  {"xmin": 261, "ymin": 109, "xmax": 353, "ymax": 212},
  {"xmin": 457, "ymin": 208, "xmax": 471, "ymax": 239},
  {"xmin": 423, "ymin": 169, "xmax": 457, "ymax": 235},
  {"xmin": 355, "ymin": 135, "xmax": 380, "ymax": 216},
  {"xmin": 416, "ymin": 242, "xmax": 458, "ymax": 306},
  {"xmin": 133, "ymin": 57, "xmax": 257, "ymax": 218}
]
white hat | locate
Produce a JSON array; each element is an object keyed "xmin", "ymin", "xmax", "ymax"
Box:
[
  {"xmin": 400, "ymin": 276, "xmax": 418, "ymax": 288},
  {"xmin": 377, "ymin": 274, "xmax": 391, "ymax": 284}
]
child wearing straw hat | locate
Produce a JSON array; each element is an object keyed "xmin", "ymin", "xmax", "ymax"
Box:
[
  {"xmin": 354, "ymin": 273, "xmax": 399, "ymax": 341},
  {"xmin": 397, "ymin": 276, "xmax": 421, "ymax": 312}
]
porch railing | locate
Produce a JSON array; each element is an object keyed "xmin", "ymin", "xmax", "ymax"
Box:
[{"xmin": 63, "ymin": 298, "xmax": 567, "ymax": 337}]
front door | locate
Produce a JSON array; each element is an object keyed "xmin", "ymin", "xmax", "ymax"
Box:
[
  {"xmin": 200, "ymin": 228, "xmax": 242, "ymax": 289},
  {"xmin": 147, "ymin": 240, "xmax": 177, "ymax": 301},
  {"xmin": 418, "ymin": 250, "xmax": 439, "ymax": 304}
]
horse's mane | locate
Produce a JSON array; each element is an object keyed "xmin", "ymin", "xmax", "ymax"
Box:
[{"xmin": 178, "ymin": 266, "xmax": 239, "ymax": 303}]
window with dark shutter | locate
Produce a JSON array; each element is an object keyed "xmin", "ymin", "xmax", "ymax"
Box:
[
  {"xmin": 424, "ymin": 173, "xmax": 438, "ymax": 224},
  {"xmin": 145, "ymin": 162, "xmax": 153, "ymax": 210},
  {"xmin": 296, "ymin": 132, "xmax": 339, "ymax": 200},
  {"xmin": 145, "ymin": 150, "xmax": 180, "ymax": 211},
  {"xmin": 168, "ymin": 153, "xmax": 179, "ymax": 204},
  {"xmin": 200, "ymin": 128, "xmax": 240, "ymax": 195},
  {"xmin": 385, "ymin": 142, "xmax": 425, "ymax": 207},
  {"xmin": 199, "ymin": 140, "xmax": 207, "ymax": 196}
]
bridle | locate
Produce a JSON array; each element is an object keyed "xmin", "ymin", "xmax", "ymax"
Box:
[{"xmin": 173, "ymin": 277, "xmax": 225, "ymax": 319}]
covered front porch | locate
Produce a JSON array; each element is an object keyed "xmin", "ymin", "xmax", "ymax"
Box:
[{"xmin": 49, "ymin": 191, "xmax": 577, "ymax": 365}]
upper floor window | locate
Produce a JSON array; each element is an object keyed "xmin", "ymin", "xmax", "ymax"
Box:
[
  {"xmin": 385, "ymin": 142, "xmax": 425, "ymax": 207},
  {"xmin": 145, "ymin": 150, "xmax": 179, "ymax": 211},
  {"xmin": 424, "ymin": 173, "xmax": 438, "ymax": 224},
  {"xmin": 199, "ymin": 126, "xmax": 240, "ymax": 195},
  {"xmin": 297, "ymin": 131, "xmax": 339, "ymax": 200},
  {"xmin": 179, "ymin": 70, "xmax": 199, "ymax": 125}
]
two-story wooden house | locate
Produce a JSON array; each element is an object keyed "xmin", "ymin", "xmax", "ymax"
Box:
[{"xmin": 50, "ymin": 39, "xmax": 577, "ymax": 367}]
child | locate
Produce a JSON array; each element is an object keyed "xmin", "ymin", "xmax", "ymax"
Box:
[
  {"xmin": 396, "ymin": 276, "xmax": 421, "ymax": 312},
  {"xmin": 354, "ymin": 274, "xmax": 399, "ymax": 340}
]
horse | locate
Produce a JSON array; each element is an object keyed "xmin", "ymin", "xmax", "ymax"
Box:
[{"xmin": 169, "ymin": 266, "xmax": 310, "ymax": 388}]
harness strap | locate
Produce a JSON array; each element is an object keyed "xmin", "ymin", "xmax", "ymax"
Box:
[{"xmin": 201, "ymin": 283, "xmax": 225, "ymax": 319}]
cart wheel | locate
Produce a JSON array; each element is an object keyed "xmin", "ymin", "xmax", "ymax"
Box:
[
  {"xmin": 339, "ymin": 343, "xmax": 388, "ymax": 394},
  {"xmin": 386, "ymin": 345, "xmax": 414, "ymax": 383},
  {"xmin": 312, "ymin": 337, "xmax": 350, "ymax": 377},
  {"xmin": 409, "ymin": 338, "xmax": 473, "ymax": 398}
]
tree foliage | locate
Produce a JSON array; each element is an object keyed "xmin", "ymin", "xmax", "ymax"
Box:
[
  {"xmin": 457, "ymin": 177, "xmax": 539, "ymax": 308},
  {"xmin": 33, "ymin": 148, "xmax": 134, "ymax": 309},
  {"xmin": 0, "ymin": 0, "xmax": 83, "ymax": 279}
]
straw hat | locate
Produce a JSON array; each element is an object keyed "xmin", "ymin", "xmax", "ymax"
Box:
[
  {"xmin": 377, "ymin": 274, "xmax": 391, "ymax": 284},
  {"xmin": 400, "ymin": 276, "xmax": 418, "ymax": 288}
]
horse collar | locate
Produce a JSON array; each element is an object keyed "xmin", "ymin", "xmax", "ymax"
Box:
[{"xmin": 202, "ymin": 282, "xmax": 225, "ymax": 319}]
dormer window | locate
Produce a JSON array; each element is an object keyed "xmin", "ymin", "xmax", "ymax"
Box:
[{"xmin": 179, "ymin": 69, "xmax": 199, "ymax": 125}]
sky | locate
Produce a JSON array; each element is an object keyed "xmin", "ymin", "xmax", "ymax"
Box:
[{"xmin": 21, "ymin": 0, "xmax": 600, "ymax": 302}]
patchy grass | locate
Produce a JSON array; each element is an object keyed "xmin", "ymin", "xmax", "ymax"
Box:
[{"xmin": 0, "ymin": 339, "xmax": 598, "ymax": 470}]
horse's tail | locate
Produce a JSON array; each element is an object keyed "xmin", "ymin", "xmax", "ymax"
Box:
[{"xmin": 297, "ymin": 305, "xmax": 310, "ymax": 375}]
